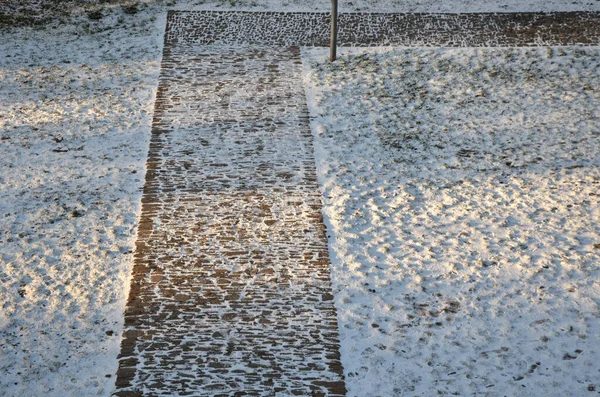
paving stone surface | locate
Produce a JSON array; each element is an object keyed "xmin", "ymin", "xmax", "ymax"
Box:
[
  {"xmin": 166, "ymin": 11, "xmax": 600, "ymax": 47},
  {"xmin": 116, "ymin": 10, "xmax": 600, "ymax": 396},
  {"xmin": 114, "ymin": 45, "xmax": 346, "ymax": 396}
]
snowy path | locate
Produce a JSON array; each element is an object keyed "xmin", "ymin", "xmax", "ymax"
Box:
[
  {"xmin": 111, "ymin": 10, "xmax": 600, "ymax": 396},
  {"xmin": 113, "ymin": 45, "xmax": 346, "ymax": 395},
  {"xmin": 166, "ymin": 11, "xmax": 600, "ymax": 47}
]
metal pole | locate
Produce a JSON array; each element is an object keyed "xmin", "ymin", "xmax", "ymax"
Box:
[{"xmin": 330, "ymin": 0, "xmax": 338, "ymax": 62}]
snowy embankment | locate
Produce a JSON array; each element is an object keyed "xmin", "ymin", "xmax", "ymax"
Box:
[{"xmin": 303, "ymin": 47, "xmax": 600, "ymax": 396}]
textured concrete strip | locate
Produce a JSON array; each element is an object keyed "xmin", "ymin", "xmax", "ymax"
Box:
[
  {"xmin": 114, "ymin": 45, "xmax": 346, "ymax": 396},
  {"xmin": 166, "ymin": 11, "xmax": 600, "ymax": 47}
]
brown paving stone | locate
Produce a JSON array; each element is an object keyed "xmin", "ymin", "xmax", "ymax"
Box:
[
  {"xmin": 165, "ymin": 11, "xmax": 600, "ymax": 47},
  {"xmin": 115, "ymin": 44, "xmax": 346, "ymax": 396}
]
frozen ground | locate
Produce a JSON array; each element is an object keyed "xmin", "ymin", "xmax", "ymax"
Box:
[
  {"xmin": 0, "ymin": 6, "xmax": 165, "ymax": 397},
  {"xmin": 1, "ymin": 0, "xmax": 600, "ymax": 396},
  {"xmin": 303, "ymin": 46, "xmax": 600, "ymax": 396}
]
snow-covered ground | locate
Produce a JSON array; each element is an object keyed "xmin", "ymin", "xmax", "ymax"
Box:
[
  {"xmin": 303, "ymin": 46, "xmax": 600, "ymax": 396},
  {"xmin": 0, "ymin": 6, "xmax": 165, "ymax": 397},
  {"xmin": 1, "ymin": 0, "xmax": 599, "ymax": 396}
]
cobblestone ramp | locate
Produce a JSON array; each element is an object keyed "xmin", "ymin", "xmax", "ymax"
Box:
[{"xmin": 114, "ymin": 46, "xmax": 346, "ymax": 396}]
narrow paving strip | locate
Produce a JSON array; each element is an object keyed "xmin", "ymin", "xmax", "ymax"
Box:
[
  {"xmin": 115, "ymin": 10, "xmax": 600, "ymax": 396},
  {"xmin": 114, "ymin": 45, "xmax": 346, "ymax": 396},
  {"xmin": 166, "ymin": 11, "xmax": 600, "ymax": 47}
]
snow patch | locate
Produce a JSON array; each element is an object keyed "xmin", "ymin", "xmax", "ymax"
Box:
[{"xmin": 302, "ymin": 46, "xmax": 600, "ymax": 396}]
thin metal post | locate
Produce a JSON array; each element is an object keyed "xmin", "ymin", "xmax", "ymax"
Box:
[{"xmin": 330, "ymin": 0, "xmax": 338, "ymax": 62}]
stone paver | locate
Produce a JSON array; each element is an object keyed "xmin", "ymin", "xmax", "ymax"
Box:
[{"xmin": 115, "ymin": 11, "xmax": 600, "ymax": 396}]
